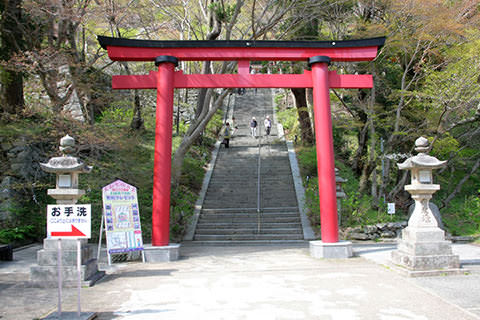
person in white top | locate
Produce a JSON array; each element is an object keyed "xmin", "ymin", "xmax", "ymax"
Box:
[{"xmin": 264, "ymin": 115, "xmax": 272, "ymax": 136}]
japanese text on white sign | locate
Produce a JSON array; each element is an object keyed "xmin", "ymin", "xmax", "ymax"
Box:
[{"xmin": 47, "ymin": 204, "xmax": 91, "ymax": 239}]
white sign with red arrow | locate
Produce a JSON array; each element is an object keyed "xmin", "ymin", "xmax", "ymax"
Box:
[{"xmin": 47, "ymin": 204, "xmax": 91, "ymax": 239}]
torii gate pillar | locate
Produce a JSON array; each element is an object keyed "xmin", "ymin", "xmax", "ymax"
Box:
[
  {"xmin": 309, "ymin": 56, "xmax": 352, "ymax": 258},
  {"xmin": 142, "ymin": 55, "xmax": 181, "ymax": 262},
  {"xmin": 310, "ymin": 56, "xmax": 338, "ymax": 243},
  {"xmin": 152, "ymin": 56, "xmax": 177, "ymax": 247}
]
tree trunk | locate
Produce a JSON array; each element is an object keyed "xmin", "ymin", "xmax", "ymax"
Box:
[
  {"xmin": 352, "ymin": 119, "xmax": 369, "ymax": 175},
  {"xmin": 368, "ymin": 71, "xmax": 378, "ymax": 205},
  {"xmin": 441, "ymin": 158, "xmax": 480, "ymax": 209},
  {"xmin": 130, "ymin": 91, "xmax": 145, "ymax": 131},
  {"xmin": 291, "ymin": 88, "xmax": 314, "ymax": 145},
  {"xmin": 171, "ymin": 90, "xmax": 229, "ymax": 185},
  {"xmin": 388, "ymin": 170, "xmax": 409, "ymax": 200},
  {"xmin": 0, "ymin": 0, "xmax": 24, "ymax": 113}
]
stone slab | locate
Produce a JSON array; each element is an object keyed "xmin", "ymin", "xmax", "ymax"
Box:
[
  {"xmin": 42, "ymin": 311, "xmax": 96, "ymax": 320},
  {"xmin": 395, "ymin": 266, "xmax": 468, "ymax": 277},
  {"xmin": 143, "ymin": 243, "xmax": 181, "ymax": 262},
  {"xmin": 37, "ymin": 246, "xmax": 93, "ymax": 265},
  {"xmin": 286, "ymin": 140, "xmax": 315, "ymax": 240},
  {"xmin": 397, "ymin": 240, "xmax": 454, "ymax": 256},
  {"xmin": 391, "ymin": 249, "xmax": 460, "ymax": 271},
  {"xmin": 43, "ymin": 238, "xmax": 89, "ymax": 250},
  {"xmin": 309, "ymin": 240, "xmax": 353, "ymax": 259},
  {"xmin": 30, "ymin": 259, "xmax": 104, "ymax": 286},
  {"xmin": 401, "ymin": 227, "xmax": 446, "ymax": 242},
  {"xmin": 29, "ymin": 268, "xmax": 105, "ymax": 288}
]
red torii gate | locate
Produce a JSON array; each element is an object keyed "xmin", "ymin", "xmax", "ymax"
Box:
[{"xmin": 98, "ymin": 36, "xmax": 385, "ymax": 248}]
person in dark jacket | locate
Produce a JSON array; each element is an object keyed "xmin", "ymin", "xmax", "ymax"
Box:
[{"xmin": 250, "ymin": 117, "xmax": 257, "ymax": 138}]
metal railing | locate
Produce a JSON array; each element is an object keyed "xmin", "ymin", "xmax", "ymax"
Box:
[{"xmin": 257, "ymin": 127, "xmax": 262, "ymax": 234}]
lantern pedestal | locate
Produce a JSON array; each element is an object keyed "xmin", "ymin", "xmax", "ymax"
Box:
[
  {"xmin": 391, "ymin": 195, "xmax": 462, "ymax": 276},
  {"xmin": 391, "ymin": 227, "xmax": 462, "ymax": 277},
  {"xmin": 31, "ymin": 239, "xmax": 104, "ymax": 287},
  {"xmin": 390, "ymin": 137, "xmax": 464, "ymax": 277}
]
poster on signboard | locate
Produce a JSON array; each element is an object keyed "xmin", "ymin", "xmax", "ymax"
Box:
[{"xmin": 102, "ymin": 180, "xmax": 143, "ymax": 254}]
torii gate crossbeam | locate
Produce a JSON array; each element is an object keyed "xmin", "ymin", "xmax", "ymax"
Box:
[{"xmin": 98, "ymin": 36, "xmax": 385, "ymax": 248}]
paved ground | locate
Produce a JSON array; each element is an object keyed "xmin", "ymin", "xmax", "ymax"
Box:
[{"xmin": 1, "ymin": 242, "xmax": 479, "ymax": 320}]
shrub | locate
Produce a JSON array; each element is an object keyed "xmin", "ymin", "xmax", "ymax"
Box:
[{"xmin": 443, "ymin": 191, "xmax": 480, "ymax": 237}]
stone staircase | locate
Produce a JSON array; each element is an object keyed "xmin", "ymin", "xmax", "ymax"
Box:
[{"xmin": 191, "ymin": 89, "xmax": 305, "ymax": 245}]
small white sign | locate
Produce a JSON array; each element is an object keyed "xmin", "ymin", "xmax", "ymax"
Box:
[
  {"xmin": 58, "ymin": 175, "xmax": 72, "ymax": 188},
  {"xmin": 47, "ymin": 204, "xmax": 91, "ymax": 239},
  {"xmin": 419, "ymin": 170, "xmax": 432, "ymax": 183},
  {"xmin": 387, "ymin": 203, "xmax": 396, "ymax": 215}
]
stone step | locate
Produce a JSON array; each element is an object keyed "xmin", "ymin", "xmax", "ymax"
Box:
[
  {"xmin": 194, "ymin": 228, "xmax": 303, "ymax": 235},
  {"xmin": 196, "ymin": 218, "xmax": 300, "ymax": 224},
  {"xmin": 200, "ymin": 207, "xmax": 298, "ymax": 214},
  {"xmin": 193, "ymin": 234, "xmax": 304, "ymax": 241},
  {"xmin": 199, "ymin": 210, "xmax": 300, "ymax": 216},
  {"xmin": 207, "ymin": 177, "xmax": 294, "ymax": 182},
  {"xmin": 198, "ymin": 217, "xmax": 301, "ymax": 224},
  {"xmin": 202, "ymin": 204, "xmax": 299, "ymax": 210},
  {"xmin": 203, "ymin": 194, "xmax": 297, "ymax": 200},
  {"xmin": 204, "ymin": 189, "xmax": 295, "ymax": 196},
  {"xmin": 195, "ymin": 222, "xmax": 302, "ymax": 229},
  {"xmin": 198, "ymin": 213, "xmax": 301, "ymax": 219},
  {"xmin": 198, "ymin": 214, "xmax": 300, "ymax": 220},
  {"xmin": 184, "ymin": 240, "xmax": 307, "ymax": 246}
]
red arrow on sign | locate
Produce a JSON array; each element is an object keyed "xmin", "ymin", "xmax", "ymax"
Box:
[{"xmin": 51, "ymin": 225, "xmax": 86, "ymax": 237}]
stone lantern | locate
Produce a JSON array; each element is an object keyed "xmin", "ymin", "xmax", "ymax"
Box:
[
  {"xmin": 391, "ymin": 137, "xmax": 462, "ymax": 276},
  {"xmin": 39, "ymin": 134, "xmax": 92, "ymax": 204},
  {"xmin": 31, "ymin": 135, "xmax": 103, "ymax": 286}
]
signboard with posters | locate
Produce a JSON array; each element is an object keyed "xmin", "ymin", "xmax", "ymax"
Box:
[
  {"xmin": 47, "ymin": 204, "xmax": 91, "ymax": 239},
  {"xmin": 102, "ymin": 180, "xmax": 144, "ymax": 256}
]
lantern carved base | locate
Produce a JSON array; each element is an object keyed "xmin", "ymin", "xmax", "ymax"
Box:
[
  {"xmin": 30, "ymin": 239, "xmax": 104, "ymax": 287},
  {"xmin": 391, "ymin": 227, "xmax": 464, "ymax": 277}
]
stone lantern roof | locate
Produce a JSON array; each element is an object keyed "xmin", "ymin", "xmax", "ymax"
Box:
[
  {"xmin": 39, "ymin": 135, "xmax": 93, "ymax": 174},
  {"xmin": 398, "ymin": 137, "xmax": 446, "ymax": 170}
]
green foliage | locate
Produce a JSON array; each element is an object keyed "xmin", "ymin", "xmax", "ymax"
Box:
[
  {"xmin": 443, "ymin": 191, "xmax": 480, "ymax": 237},
  {"xmin": 208, "ymin": 2, "xmax": 236, "ymax": 23},
  {"xmin": 206, "ymin": 109, "xmax": 224, "ymax": 137},
  {"xmin": 275, "ymin": 106, "xmax": 299, "ymax": 141},
  {"xmin": 0, "ymin": 225, "xmax": 34, "ymax": 244},
  {"xmin": 98, "ymin": 104, "xmax": 134, "ymax": 128},
  {"xmin": 296, "ymin": 146, "xmax": 407, "ymax": 233},
  {"xmin": 296, "ymin": 146, "xmax": 317, "ymax": 178},
  {"xmin": 170, "ymin": 185, "xmax": 197, "ymax": 242},
  {"xmin": 430, "ymin": 134, "xmax": 459, "ymax": 159}
]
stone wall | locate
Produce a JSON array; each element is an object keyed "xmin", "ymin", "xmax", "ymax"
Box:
[
  {"xmin": 342, "ymin": 221, "xmax": 408, "ymax": 241},
  {"xmin": 0, "ymin": 136, "xmax": 50, "ymax": 221}
]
